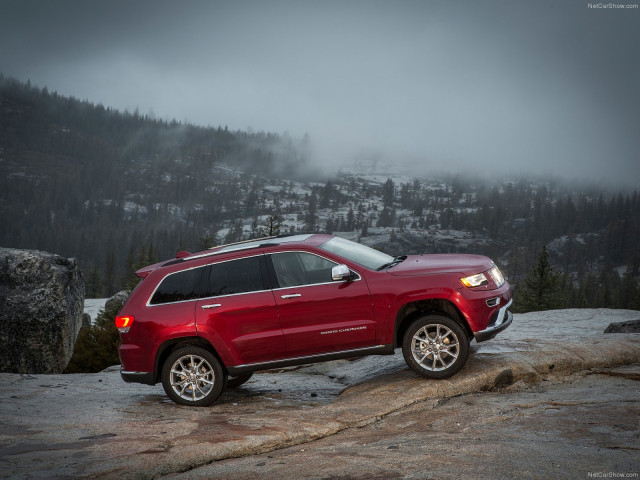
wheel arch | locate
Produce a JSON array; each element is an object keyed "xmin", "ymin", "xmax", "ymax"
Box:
[
  {"xmin": 153, "ymin": 336, "xmax": 225, "ymax": 383},
  {"xmin": 393, "ymin": 298, "xmax": 473, "ymax": 348}
]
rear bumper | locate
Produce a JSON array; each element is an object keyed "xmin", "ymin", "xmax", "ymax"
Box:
[
  {"xmin": 474, "ymin": 298, "xmax": 513, "ymax": 342},
  {"xmin": 120, "ymin": 369, "xmax": 156, "ymax": 385}
]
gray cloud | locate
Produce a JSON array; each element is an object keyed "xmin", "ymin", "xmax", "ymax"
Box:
[{"xmin": 1, "ymin": 0, "xmax": 638, "ymax": 186}]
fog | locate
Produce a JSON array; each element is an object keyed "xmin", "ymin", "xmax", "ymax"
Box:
[{"xmin": 1, "ymin": 0, "xmax": 639, "ymax": 186}]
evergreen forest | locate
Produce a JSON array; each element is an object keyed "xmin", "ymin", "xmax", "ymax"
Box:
[{"xmin": 1, "ymin": 75, "xmax": 639, "ymax": 312}]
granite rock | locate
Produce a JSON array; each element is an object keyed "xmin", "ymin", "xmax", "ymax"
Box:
[
  {"xmin": 0, "ymin": 247, "xmax": 84, "ymax": 373},
  {"xmin": 605, "ymin": 319, "xmax": 640, "ymax": 333},
  {"xmin": 105, "ymin": 290, "xmax": 130, "ymax": 313}
]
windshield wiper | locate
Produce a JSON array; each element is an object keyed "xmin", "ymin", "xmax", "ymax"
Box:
[{"xmin": 376, "ymin": 255, "xmax": 407, "ymax": 271}]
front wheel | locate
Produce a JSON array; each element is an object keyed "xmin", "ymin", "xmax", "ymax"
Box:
[
  {"xmin": 161, "ymin": 346, "xmax": 225, "ymax": 406},
  {"xmin": 402, "ymin": 315, "xmax": 469, "ymax": 379}
]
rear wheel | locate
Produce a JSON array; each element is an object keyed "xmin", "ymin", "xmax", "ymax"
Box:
[
  {"xmin": 161, "ymin": 346, "xmax": 225, "ymax": 406},
  {"xmin": 402, "ymin": 315, "xmax": 469, "ymax": 379},
  {"xmin": 227, "ymin": 373, "xmax": 253, "ymax": 388}
]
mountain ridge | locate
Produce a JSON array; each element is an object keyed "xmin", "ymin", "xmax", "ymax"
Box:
[{"xmin": 1, "ymin": 74, "xmax": 638, "ymax": 310}]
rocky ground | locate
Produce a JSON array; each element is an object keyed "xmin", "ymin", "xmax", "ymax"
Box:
[
  {"xmin": 162, "ymin": 366, "xmax": 640, "ymax": 480},
  {"xmin": 0, "ymin": 309, "xmax": 638, "ymax": 479}
]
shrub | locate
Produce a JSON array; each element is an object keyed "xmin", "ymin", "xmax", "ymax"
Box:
[{"xmin": 65, "ymin": 302, "xmax": 121, "ymax": 373}]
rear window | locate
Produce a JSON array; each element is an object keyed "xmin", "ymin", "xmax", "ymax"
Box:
[
  {"xmin": 149, "ymin": 267, "xmax": 203, "ymax": 305},
  {"xmin": 203, "ymin": 256, "xmax": 266, "ymax": 297}
]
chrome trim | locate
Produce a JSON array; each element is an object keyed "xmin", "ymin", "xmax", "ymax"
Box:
[
  {"xmin": 146, "ymin": 262, "xmax": 208, "ymax": 307},
  {"xmin": 474, "ymin": 298, "xmax": 513, "ymax": 343},
  {"xmin": 486, "ymin": 297, "xmax": 501, "ymax": 307},
  {"xmin": 332, "ymin": 264, "xmax": 352, "ymax": 281},
  {"xmin": 281, "ymin": 294, "xmax": 301, "ymax": 299},
  {"xmin": 271, "ymin": 276, "xmax": 361, "ymax": 291},
  {"xmin": 146, "ymin": 296, "xmax": 199, "ymax": 307},
  {"xmin": 231, "ymin": 345, "xmax": 388, "ymax": 371},
  {"xmin": 198, "ymin": 288, "xmax": 272, "ymax": 302},
  {"xmin": 211, "ymin": 235, "xmax": 278, "ymax": 251},
  {"xmin": 201, "ymin": 303, "xmax": 222, "ymax": 310},
  {"xmin": 186, "ymin": 234, "xmax": 314, "ymax": 260},
  {"xmin": 269, "ymin": 250, "xmax": 363, "ymax": 287},
  {"xmin": 146, "ymin": 249, "xmax": 363, "ymax": 307},
  {"xmin": 166, "ymin": 235, "xmax": 281, "ymax": 263},
  {"xmin": 146, "ymin": 252, "xmax": 268, "ymax": 307},
  {"xmin": 215, "ymin": 234, "xmax": 312, "ymax": 253},
  {"xmin": 120, "ymin": 370, "xmax": 149, "ymax": 376},
  {"xmin": 495, "ymin": 298, "xmax": 513, "ymax": 326}
]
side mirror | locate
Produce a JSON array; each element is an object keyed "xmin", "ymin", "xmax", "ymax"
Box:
[{"xmin": 332, "ymin": 264, "xmax": 352, "ymax": 281}]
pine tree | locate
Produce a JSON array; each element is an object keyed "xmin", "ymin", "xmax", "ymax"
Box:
[
  {"xmin": 105, "ymin": 249, "xmax": 116, "ymax": 297},
  {"xmin": 120, "ymin": 246, "xmax": 137, "ymax": 292},
  {"xmin": 361, "ymin": 220, "xmax": 369, "ymax": 237},
  {"xmin": 516, "ymin": 245, "xmax": 562, "ymax": 312},
  {"xmin": 85, "ymin": 267, "xmax": 103, "ymax": 298},
  {"xmin": 304, "ymin": 192, "xmax": 318, "ymax": 231},
  {"xmin": 259, "ymin": 215, "xmax": 282, "ymax": 237},
  {"xmin": 64, "ymin": 300, "xmax": 121, "ymax": 373},
  {"xmin": 198, "ymin": 232, "xmax": 218, "ymax": 250}
]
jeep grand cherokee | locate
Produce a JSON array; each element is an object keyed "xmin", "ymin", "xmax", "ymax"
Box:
[{"xmin": 116, "ymin": 234, "xmax": 513, "ymax": 406}]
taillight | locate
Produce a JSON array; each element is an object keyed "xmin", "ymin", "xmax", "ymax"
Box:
[{"xmin": 115, "ymin": 315, "xmax": 134, "ymax": 333}]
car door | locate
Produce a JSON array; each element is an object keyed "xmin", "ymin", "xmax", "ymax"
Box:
[
  {"xmin": 268, "ymin": 251, "xmax": 376, "ymax": 357},
  {"xmin": 195, "ymin": 254, "xmax": 285, "ymax": 365}
]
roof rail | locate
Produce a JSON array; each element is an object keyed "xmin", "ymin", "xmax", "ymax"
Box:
[
  {"xmin": 160, "ymin": 234, "xmax": 315, "ymax": 268},
  {"xmin": 209, "ymin": 235, "xmax": 277, "ymax": 250}
]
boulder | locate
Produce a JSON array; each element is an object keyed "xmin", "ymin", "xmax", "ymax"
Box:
[
  {"xmin": 105, "ymin": 290, "xmax": 130, "ymax": 313},
  {"xmin": 604, "ymin": 319, "xmax": 640, "ymax": 333},
  {"xmin": 81, "ymin": 313, "xmax": 91, "ymax": 329},
  {"xmin": 0, "ymin": 247, "xmax": 84, "ymax": 374}
]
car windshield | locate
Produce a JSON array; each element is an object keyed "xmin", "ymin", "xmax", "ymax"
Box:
[{"xmin": 318, "ymin": 237, "xmax": 394, "ymax": 270}]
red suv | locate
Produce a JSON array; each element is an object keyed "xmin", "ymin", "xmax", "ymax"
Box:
[{"xmin": 116, "ymin": 234, "xmax": 512, "ymax": 406}]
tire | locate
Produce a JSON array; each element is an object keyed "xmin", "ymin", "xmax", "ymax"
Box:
[
  {"xmin": 227, "ymin": 373, "xmax": 253, "ymax": 388},
  {"xmin": 402, "ymin": 315, "xmax": 469, "ymax": 379},
  {"xmin": 161, "ymin": 346, "xmax": 225, "ymax": 406}
]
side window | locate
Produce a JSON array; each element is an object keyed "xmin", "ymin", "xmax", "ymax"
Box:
[
  {"xmin": 271, "ymin": 252, "xmax": 337, "ymax": 288},
  {"xmin": 204, "ymin": 256, "xmax": 266, "ymax": 297},
  {"xmin": 150, "ymin": 267, "xmax": 203, "ymax": 305}
]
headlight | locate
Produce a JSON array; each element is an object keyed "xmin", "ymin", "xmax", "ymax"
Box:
[
  {"xmin": 488, "ymin": 265, "xmax": 505, "ymax": 287},
  {"xmin": 460, "ymin": 273, "xmax": 488, "ymax": 288},
  {"xmin": 460, "ymin": 265, "xmax": 505, "ymax": 289}
]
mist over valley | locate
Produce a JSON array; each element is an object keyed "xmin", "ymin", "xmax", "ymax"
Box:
[{"xmin": 1, "ymin": 76, "xmax": 638, "ymax": 311}]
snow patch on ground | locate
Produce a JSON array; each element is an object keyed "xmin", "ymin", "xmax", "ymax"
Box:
[
  {"xmin": 503, "ymin": 308, "xmax": 640, "ymax": 340},
  {"xmin": 478, "ymin": 308, "xmax": 640, "ymax": 354},
  {"xmin": 84, "ymin": 298, "xmax": 108, "ymax": 324}
]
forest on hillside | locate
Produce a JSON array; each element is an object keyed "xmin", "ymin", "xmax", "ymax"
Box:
[
  {"xmin": 0, "ymin": 74, "xmax": 310, "ymax": 290},
  {"xmin": 1, "ymin": 75, "xmax": 639, "ymax": 310}
]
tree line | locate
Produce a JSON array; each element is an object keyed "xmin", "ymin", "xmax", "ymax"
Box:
[{"xmin": 1, "ymin": 74, "xmax": 638, "ymax": 312}]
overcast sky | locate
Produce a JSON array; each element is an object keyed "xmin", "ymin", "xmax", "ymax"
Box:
[{"xmin": 1, "ymin": 0, "xmax": 639, "ymax": 186}]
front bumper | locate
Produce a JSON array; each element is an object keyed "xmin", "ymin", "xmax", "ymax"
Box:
[{"xmin": 474, "ymin": 298, "xmax": 513, "ymax": 342}]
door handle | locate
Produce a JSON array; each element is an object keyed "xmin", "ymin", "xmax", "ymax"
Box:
[
  {"xmin": 201, "ymin": 304, "xmax": 222, "ymax": 310},
  {"xmin": 280, "ymin": 294, "xmax": 301, "ymax": 299}
]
